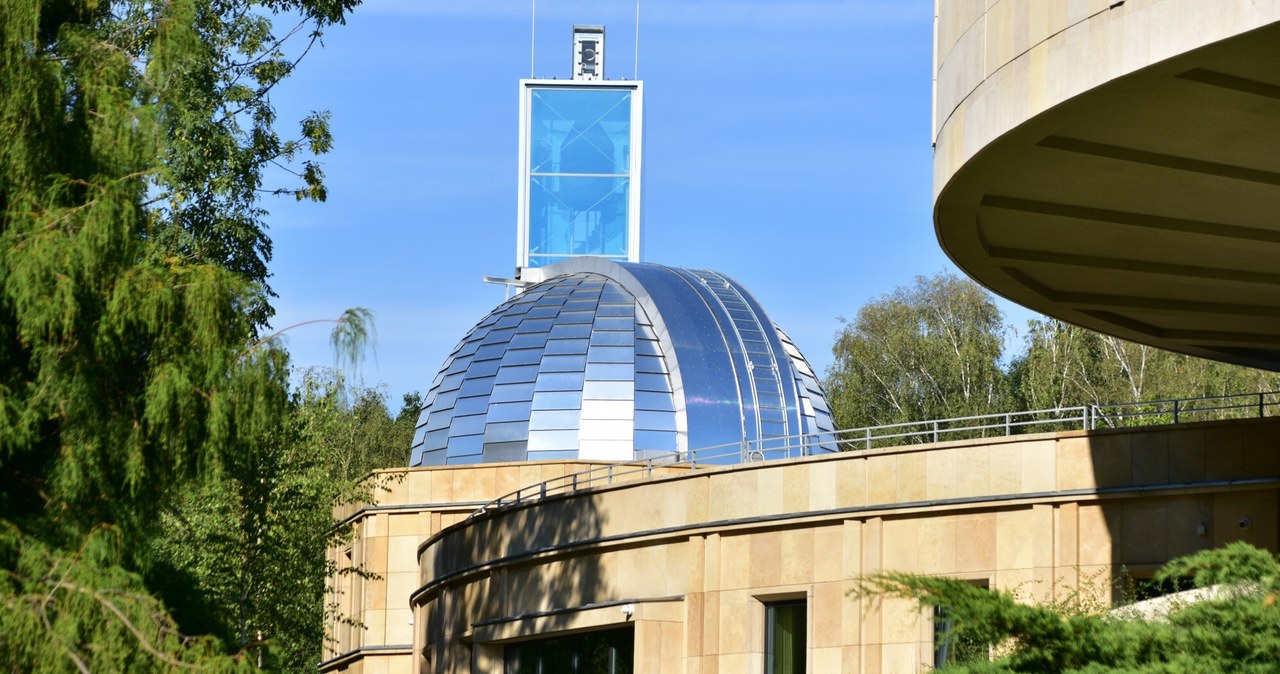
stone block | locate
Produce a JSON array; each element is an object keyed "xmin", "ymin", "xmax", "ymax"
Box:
[
  {"xmin": 954, "ymin": 445, "xmax": 990, "ymax": 497},
  {"xmin": 1130, "ymin": 431, "xmax": 1169, "ymax": 486},
  {"xmin": 836, "ymin": 458, "xmax": 867, "ymax": 508},
  {"xmin": 1021, "ymin": 440, "xmax": 1056, "ymax": 493},
  {"xmin": 895, "ymin": 452, "xmax": 927, "ymax": 503},
  {"xmin": 867, "ymin": 455, "xmax": 897, "ymax": 505},
  {"xmin": 926, "ymin": 448, "xmax": 957, "ymax": 500}
]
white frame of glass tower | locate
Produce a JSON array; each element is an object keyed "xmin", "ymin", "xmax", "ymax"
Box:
[{"xmin": 515, "ymin": 79, "xmax": 644, "ymax": 280}]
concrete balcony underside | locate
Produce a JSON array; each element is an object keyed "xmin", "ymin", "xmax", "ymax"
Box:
[{"xmin": 935, "ymin": 20, "xmax": 1280, "ymax": 370}]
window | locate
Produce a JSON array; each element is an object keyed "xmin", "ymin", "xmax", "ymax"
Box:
[
  {"xmin": 504, "ymin": 626, "xmax": 633, "ymax": 674},
  {"xmin": 765, "ymin": 600, "xmax": 806, "ymax": 674},
  {"xmin": 933, "ymin": 579, "xmax": 990, "ymax": 668}
]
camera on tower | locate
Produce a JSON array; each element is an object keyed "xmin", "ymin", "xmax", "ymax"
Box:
[{"xmin": 572, "ymin": 25, "xmax": 605, "ymax": 81}]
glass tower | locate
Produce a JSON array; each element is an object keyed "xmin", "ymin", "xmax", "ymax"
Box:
[{"xmin": 516, "ymin": 80, "xmax": 643, "ymax": 278}]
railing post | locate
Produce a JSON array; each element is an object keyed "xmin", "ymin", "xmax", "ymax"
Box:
[
  {"xmin": 572, "ymin": 473, "xmax": 578, "ymax": 491},
  {"xmin": 1173, "ymin": 399, "xmax": 1180, "ymax": 424},
  {"xmin": 741, "ymin": 441, "xmax": 749, "ymax": 462},
  {"xmin": 932, "ymin": 421, "xmax": 939, "ymax": 443},
  {"xmin": 539, "ymin": 482, "xmax": 546, "ymax": 498},
  {"xmin": 1261, "ymin": 393, "xmax": 1266, "ymax": 418},
  {"xmin": 865, "ymin": 428, "xmax": 871, "ymax": 450},
  {"xmin": 607, "ymin": 465, "xmax": 614, "ymax": 484},
  {"xmin": 1004, "ymin": 413, "xmax": 1011, "ymax": 436}
]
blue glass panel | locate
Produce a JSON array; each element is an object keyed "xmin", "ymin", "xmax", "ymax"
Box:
[
  {"xmin": 453, "ymin": 396, "xmax": 489, "ymax": 416},
  {"xmin": 590, "ymin": 330, "xmax": 634, "ymax": 346},
  {"xmin": 468, "ymin": 359, "xmax": 501, "ymax": 377},
  {"xmin": 490, "ymin": 382, "xmax": 536, "ymax": 403},
  {"xmin": 474, "ymin": 344, "xmax": 508, "ymax": 361},
  {"xmin": 634, "ymin": 391, "xmax": 675, "ymax": 412},
  {"xmin": 437, "ymin": 372, "xmax": 464, "ymax": 393},
  {"xmin": 422, "ymin": 429, "xmax": 448, "ymax": 451},
  {"xmin": 425, "ymin": 411, "xmax": 452, "ymax": 431},
  {"xmin": 449, "ymin": 414, "xmax": 487, "ymax": 437},
  {"xmin": 515, "ymin": 318, "xmax": 555, "ymax": 333},
  {"xmin": 588, "ymin": 346, "xmax": 634, "ymax": 363},
  {"xmin": 483, "ymin": 441, "xmax": 528, "ymax": 463},
  {"xmin": 525, "ymin": 305, "xmax": 560, "ymax": 319},
  {"xmin": 416, "ymin": 449, "xmax": 446, "ymax": 466},
  {"xmin": 549, "ymin": 323, "xmax": 592, "ymax": 339},
  {"xmin": 528, "ymin": 176, "xmax": 630, "ymax": 263},
  {"xmin": 635, "ymin": 430, "xmax": 678, "ymax": 451},
  {"xmin": 529, "ymin": 410, "xmax": 579, "ymax": 430},
  {"xmin": 529, "ymin": 88, "xmax": 632, "ymax": 174},
  {"xmin": 583, "ymin": 380, "xmax": 632, "ymax": 400},
  {"xmin": 494, "ymin": 315, "xmax": 523, "ymax": 329},
  {"xmin": 458, "ymin": 376, "xmax": 496, "ymax": 398},
  {"xmin": 482, "ymin": 327, "xmax": 517, "ymax": 344},
  {"xmin": 594, "ymin": 316, "xmax": 633, "ymax": 331},
  {"xmin": 445, "ymin": 357, "xmax": 469, "ymax": 375},
  {"xmin": 542, "ymin": 354, "xmax": 588, "ymax": 372},
  {"xmin": 635, "ymin": 410, "xmax": 677, "ymax": 431},
  {"xmin": 456, "ymin": 339, "xmax": 481, "ymax": 357},
  {"xmin": 495, "ymin": 364, "xmax": 540, "ymax": 384},
  {"xmin": 595, "ymin": 303, "xmax": 634, "ymax": 317},
  {"xmin": 509, "ymin": 332, "xmax": 549, "ymax": 349},
  {"xmin": 635, "ymin": 339, "xmax": 662, "ymax": 356},
  {"xmin": 635, "ymin": 355, "xmax": 666, "ymax": 373},
  {"xmin": 484, "ymin": 421, "xmax": 529, "ymax": 442},
  {"xmin": 532, "ymin": 391, "xmax": 583, "ymax": 410},
  {"xmin": 635, "ymin": 372, "xmax": 671, "ymax": 392},
  {"xmin": 585, "ymin": 363, "xmax": 632, "ymax": 381},
  {"xmin": 555, "ymin": 310, "xmax": 595, "ymax": 324},
  {"xmin": 600, "ymin": 286, "xmax": 632, "ymax": 303},
  {"xmin": 488, "ymin": 401, "xmax": 533, "ymax": 422},
  {"xmin": 446, "ymin": 434, "xmax": 484, "ymax": 456},
  {"xmin": 501, "ymin": 348, "xmax": 544, "ymax": 365},
  {"xmin": 543, "ymin": 338, "xmax": 590, "ymax": 355},
  {"xmin": 535, "ymin": 371, "xmax": 586, "ymax": 392},
  {"xmin": 563, "ymin": 299, "xmax": 597, "ymax": 312}
]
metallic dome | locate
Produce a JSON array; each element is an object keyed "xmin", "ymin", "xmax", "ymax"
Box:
[{"xmin": 409, "ymin": 259, "xmax": 835, "ymax": 466}]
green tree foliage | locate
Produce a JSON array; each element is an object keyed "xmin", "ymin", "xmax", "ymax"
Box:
[
  {"xmin": 859, "ymin": 542, "xmax": 1280, "ymax": 673},
  {"xmin": 0, "ymin": 523, "xmax": 253, "ymax": 673},
  {"xmin": 148, "ymin": 369, "xmax": 419, "ymax": 671},
  {"xmin": 827, "ymin": 274, "xmax": 1280, "ymax": 432},
  {"xmin": 1010, "ymin": 319, "xmax": 1280, "ymax": 415},
  {"xmin": 0, "ymin": 0, "xmax": 360, "ymax": 669},
  {"xmin": 826, "ymin": 272, "xmax": 1009, "ymax": 429}
]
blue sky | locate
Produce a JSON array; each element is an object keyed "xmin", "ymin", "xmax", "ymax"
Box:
[{"xmin": 265, "ymin": 0, "xmax": 1039, "ymax": 402}]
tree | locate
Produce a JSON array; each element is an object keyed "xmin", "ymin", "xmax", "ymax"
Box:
[
  {"xmin": 859, "ymin": 542, "xmax": 1280, "ymax": 673},
  {"xmin": 0, "ymin": 0, "xmax": 359, "ymax": 669},
  {"xmin": 826, "ymin": 272, "xmax": 1009, "ymax": 430},
  {"xmin": 1010, "ymin": 319, "xmax": 1280, "ymax": 419},
  {"xmin": 148, "ymin": 370, "xmax": 420, "ymax": 671}
]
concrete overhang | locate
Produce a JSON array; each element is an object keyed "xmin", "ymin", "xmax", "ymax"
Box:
[{"xmin": 935, "ymin": 21, "xmax": 1280, "ymax": 370}]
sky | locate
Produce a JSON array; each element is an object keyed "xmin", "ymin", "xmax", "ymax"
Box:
[{"xmin": 264, "ymin": 0, "xmax": 1040, "ymax": 404}]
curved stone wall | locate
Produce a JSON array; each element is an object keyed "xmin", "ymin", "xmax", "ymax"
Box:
[{"xmin": 413, "ymin": 419, "xmax": 1280, "ymax": 673}]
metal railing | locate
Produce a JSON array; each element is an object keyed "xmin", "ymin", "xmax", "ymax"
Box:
[{"xmin": 465, "ymin": 390, "xmax": 1280, "ymax": 521}]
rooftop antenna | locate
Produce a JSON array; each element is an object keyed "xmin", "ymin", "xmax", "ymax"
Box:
[
  {"xmin": 634, "ymin": 0, "xmax": 640, "ymax": 79},
  {"xmin": 530, "ymin": 0, "xmax": 536, "ymax": 77}
]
